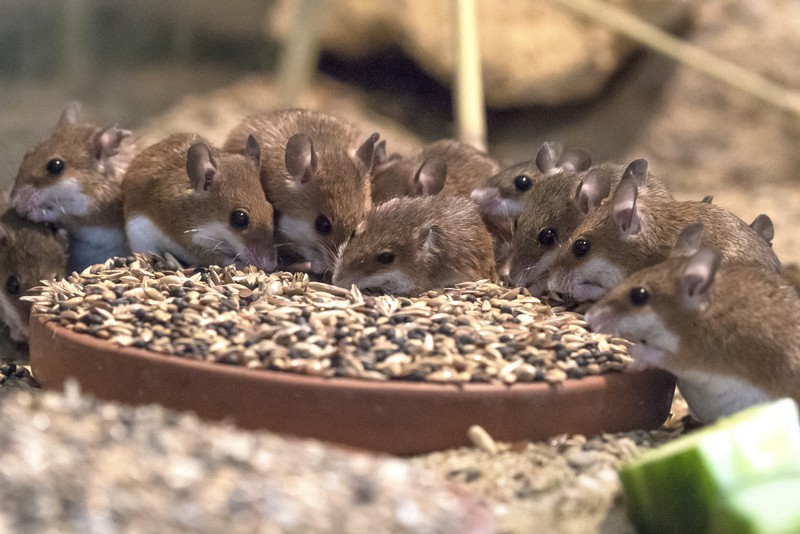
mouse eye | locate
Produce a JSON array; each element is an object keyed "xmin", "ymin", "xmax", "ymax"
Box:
[
  {"xmin": 229, "ymin": 209, "xmax": 250, "ymax": 230},
  {"xmin": 514, "ymin": 174, "xmax": 533, "ymax": 192},
  {"xmin": 629, "ymin": 287, "xmax": 650, "ymax": 306},
  {"xmin": 46, "ymin": 158, "xmax": 65, "ymax": 176},
  {"xmin": 5, "ymin": 276, "xmax": 20, "ymax": 295},
  {"xmin": 572, "ymin": 238, "xmax": 591, "ymax": 258},
  {"xmin": 376, "ymin": 252, "xmax": 395, "ymax": 265},
  {"xmin": 315, "ymin": 215, "xmax": 332, "ymax": 235},
  {"xmin": 537, "ymin": 227, "xmax": 557, "ymax": 246}
]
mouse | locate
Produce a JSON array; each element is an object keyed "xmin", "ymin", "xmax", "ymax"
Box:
[
  {"xmin": 223, "ymin": 109, "xmax": 379, "ymax": 276},
  {"xmin": 122, "ymin": 132, "xmax": 277, "ymax": 271},
  {"xmin": 370, "ymin": 138, "xmax": 500, "ymax": 204},
  {"xmin": 0, "ymin": 208, "xmax": 69, "ymax": 343},
  {"xmin": 586, "ymin": 230, "xmax": 800, "ymax": 423},
  {"xmin": 547, "ymin": 167, "xmax": 782, "ymax": 302},
  {"xmin": 509, "ymin": 159, "xmax": 672, "ymax": 295},
  {"xmin": 9, "ymin": 101, "xmax": 134, "ymax": 273},
  {"xmin": 332, "ymin": 195, "xmax": 496, "ymax": 295}
]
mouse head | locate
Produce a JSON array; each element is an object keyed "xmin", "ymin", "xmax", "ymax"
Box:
[
  {"xmin": 332, "ymin": 198, "xmax": 442, "ymax": 295},
  {"xmin": 586, "ymin": 229, "xmax": 721, "ymax": 371},
  {"xmin": 10, "ymin": 101, "xmax": 131, "ymax": 229},
  {"xmin": 509, "ymin": 165, "xmax": 611, "ymax": 294},
  {"xmin": 0, "ymin": 210, "xmax": 69, "ymax": 342},
  {"xmin": 182, "ymin": 136, "xmax": 277, "ymax": 271},
  {"xmin": 471, "ymin": 141, "xmax": 591, "ymax": 224},
  {"xmin": 278, "ymin": 131, "xmax": 379, "ymax": 275},
  {"xmin": 547, "ymin": 160, "xmax": 657, "ymax": 302}
]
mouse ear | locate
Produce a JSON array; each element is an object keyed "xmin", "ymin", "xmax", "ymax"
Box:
[
  {"xmin": 558, "ymin": 147, "xmax": 592, "ymax": 172},
  {"xmin": 701, "ymin": 195, "xmax": 713, "ymax": 204},
  {"xmin": 373, "ymin": 139, "xmax": 388, "ymax": 166},
  {"xmin": 749, "ymin": 214, "xmax": 774, "ymax": 246},
  {"xmin": 611, "ymin": 176, "xmax": 641, "ymax": 236},
  {"xmin": 285, "ymin": 133, "xmax": 317, "ymax": 185},
  {"xmin": 681, "ymin": 247, "xmax": 721, "ymax": 308},
  {"xmin": 413, "ymin": 158, "xmax": 447, "ymax": 196},
  {"xmin": 418, "ymin": 223, "xmax": 443, "ymax": 255},
  {"xmin": 535, "ymin": 141, "xmax": 563, "ymax": 173},
  {"xmin": 574, "ymin": 168, "xmax": 610, "ymax": 215},
  {"xmin": 186, "ymin": 142, "xmax": 218, "ymax": 192},
  {"xmin": 671, "ymin": 223, "xmax": 705, "ymax": 258},
  {"xmin": 621, "ymin": 158, "xmax": 649, "ymax": 187},
  {"xmin": 355, "ymin": 132, "xmax": 380, "ymax": 176},
  {"xmin": 57, "ymin": 101, "xmax": 81, "ymax": 128},
  {"xmin": 244, "ymin": 134, "xmax": 261, "ymax": 167},
  {"xmin": 91, "ymin": 126, "xmax": 131, "ymax": 173}
]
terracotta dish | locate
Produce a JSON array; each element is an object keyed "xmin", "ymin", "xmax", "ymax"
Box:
[{"xmin": 29, "ymin": 313, "xmax": 676, "ymax": 455}]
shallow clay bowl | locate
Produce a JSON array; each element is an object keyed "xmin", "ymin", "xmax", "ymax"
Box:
[{"xmin": 29, "ymin": 313, "xmax": 676, "ymax": 455}]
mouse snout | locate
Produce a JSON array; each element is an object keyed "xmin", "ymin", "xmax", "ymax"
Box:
[
  {"xmin": 584, "ymin": 304, "xmax": 618, "ymax": 336},
  {"xmin": 9, "ymin": 185, "xmax": 37, "ymax": 219}
]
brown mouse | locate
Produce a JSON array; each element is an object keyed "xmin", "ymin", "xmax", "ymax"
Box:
[
  {"xmin": 9, "ymin": 101, "xmax": 134, "ymax": 273},
  {"xmin": 586, "ymin": 231, "xmax": 800, "ymax": 423},
  {"xmin": 0, "ymin": 208, "xmax": 69, "ymax": 343},
  {"xmin": 223, "ymin": 109, "xmax": 379, "ymax": 276},
  {"xmin": 332, "ymin": 195, "xmax": 496, "ymax": 295},
  {"xmin": 547, "ymin": 167, "xmax": 781, "ymax": 302},
  {"xmin": 509, "ymin": 159, "xmax": 672, "ymax": 295},
  {"xmin": 122, "ymin": 133, "xmax": 277, "ymax": 270},
  {"xmin": 371, "ymin": 139, "xmax": 500, "ymax": 204}
]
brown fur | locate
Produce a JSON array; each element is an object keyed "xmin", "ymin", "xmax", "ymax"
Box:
[
  {"xmin": 332, "ymin": 196, "xmax": 496, "ymax": 295},
  {"xmin": 591, "ymin": 255, "xmax": 800, "ymax": 401},
  {"xmin": 122, "ymin": 133, "xmax": 275, "ymax": 268},
  {"xmin": 371, "ymin": 139, "xmax": 500, "ymax": 203},
  {"xmin": 223, "ymin": 109, "xmax": 375, "ymax": 271}
]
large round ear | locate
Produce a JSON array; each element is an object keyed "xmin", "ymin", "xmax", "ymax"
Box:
[
  {"xmin": 186, "ymin": 142, "xmax": 218, "ymax": 192},
  {"xmin": 57, "ymin": 101, "xmax": 81, "ymax": 128},
  {"xmin": 621, "ymin": 158, "xmax": 649, "ymax": 187},
  {"xmin": 671, "ymin": 222, "xmax": 705, "ymax": 258},
  {"xmin": 285, "ymin": 133, "xmax": 317, "ymax": 185},
  {"xmin": 244, "ymin": 134, "xmax": 261, "ymax": 166},
  {"xmin": 413, "ymin": 158, "xmax": 447, "ymax": 196},
  {"xmin": 681, "ymin": 247, "xmax": 722, "ymax": 309},
  {"xmin": 535, "ymin": 141, "xmax": 563, "ymax": 173},
  {"xmin": 558, "ymin": 147, "xmax": 592, "ymax": 172},
  {"xmin": 418, "ymin": 223, "xmax": 442, "ymax": 254},
  {"xmin": 611, "ymin": 176, "xmax": 641, "ymax": 236},
  {"xmin": 750, "ymin": 214, "xmax": 774, "ymax": 246},
  {"xmin": 91, "ymin": 126, "xmax": 131, "ymax": 162},
  {"xmin": 574, "ymin": 168, "xmax": 610, "ymax": 215},
  {"xmin": 355, "ymin": 132, "xmax": 380, "ymax": 176}
]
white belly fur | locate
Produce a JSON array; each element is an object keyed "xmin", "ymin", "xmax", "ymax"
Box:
[
  {"xmin": 68, "ymin": 225, "xmax": 131, "ymax": 272},
  {"xmin": 677, "ymin": 370, "xmax": 773, "ymax": 423},
  {"xmin": 126, "ymin": 215, "xmax": 200, "ymax": 266}
]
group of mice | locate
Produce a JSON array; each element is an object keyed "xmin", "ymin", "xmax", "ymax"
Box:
[{"xmin": 2, "ymin": 103, "xmax": 798, "ymax": 423}]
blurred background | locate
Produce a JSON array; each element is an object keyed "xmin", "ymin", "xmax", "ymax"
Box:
[{"xmin": 1, "ymin": 0, "xmax": 799, "ymax": 259}]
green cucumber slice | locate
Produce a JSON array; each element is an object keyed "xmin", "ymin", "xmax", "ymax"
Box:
[
  {"xmin": 711, "ymin": 475, "xmax": 800, "ymax": 534},
  {"xmin": 620, "ymin": 398, "xmax": 800, "ymax": 534}
]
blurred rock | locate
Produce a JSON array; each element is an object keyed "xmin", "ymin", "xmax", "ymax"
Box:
[{"xmin": 268, "ymin": 0, "xmax": 695, "ymax": 107}]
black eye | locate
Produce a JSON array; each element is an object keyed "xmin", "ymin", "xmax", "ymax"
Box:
[
  {"xmin": 376, "ymin": 252, "xmax": 395, "ymax": 264},
  {"xmin": 5, "ymin": 276, "xmax": 20, "ymax": 295},
  {"xmin": 514, "ymin": 174, "xmax": 533, "ymax": 192},
  {"xmin": 572, "ymin": 239, "xmax": 591, "ymax": 257},
  {"xmin": 537, "ymin": 227, "xmax": 557, "ymax": 246},
  {"xmin": 46, "ymin": 158, "xmax": 65, "ymax": 176},
  {"xmin": 629, "ymin": 287, "xmax": 650, "ymax": 306},
  {"xmin": 229, "ymin": 209, "xmax": 250, "ymax": 229},
  {"xmin": 315, "ymin": 215, "xmax": 332, "ymax": 235}
]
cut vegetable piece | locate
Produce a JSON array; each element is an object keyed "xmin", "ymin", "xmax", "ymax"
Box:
[
  {"xmin": 711, "ymin": 474, "xmax": 800, "ymax": 534},
  {"xmin": 620, "ymin": 398, "xmax": 800, "ymax": 534}
]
